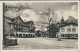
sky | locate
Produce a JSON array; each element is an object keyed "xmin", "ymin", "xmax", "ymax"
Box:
[
  {"xmin": 4, "ymin": 2, "xmax": 78, "ymax": 31},
  {"xmin": 28, "ymin": 2, "xmax": 78, "ymax": 20}
]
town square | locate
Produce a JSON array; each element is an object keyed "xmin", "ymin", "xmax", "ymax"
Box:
[
  {"xmin": 3, "ymin": 38, "xmax": 78, "ymax": 50},
  {"xmin": 3, "ymin": 2, "xmax": 78, "ymax": 50}
]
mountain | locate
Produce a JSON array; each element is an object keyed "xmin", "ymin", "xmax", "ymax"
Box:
[{"xmin": 66, "ymin": 16, "xmax": 78, "ymax": 24}]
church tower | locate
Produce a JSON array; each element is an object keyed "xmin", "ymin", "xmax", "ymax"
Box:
[
  {"xmin": 60, "ymin": 16, "xmax": 64, "ymax": 22},
  {"xmin": 60, "ymin": 16, "xmax": 65, "ymax": 25}
]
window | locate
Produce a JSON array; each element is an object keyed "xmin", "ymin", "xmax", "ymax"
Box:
[
  {"xmin": 61, "ymin": 34, "xmax": 64, "ymax": 37},
  {"xmin": 18, "ymin": 25, "xmax": 19, "ymax": 28},
  {"xmin": 65, "ymin": 35, "xmax": 68, "ymax": 37},
  {"xmin": 16, "ymin": 30, "xmax": 18, "ymax": 32},
  {"xmin": 72, "ymin": 28, "xmax": 76, "ymax": 32},
  {"xmin": 20, "ymin": 26, "xmax": 22, "ymax": 28},
  {"xmin": 9, "ymin": 24, "xmax": 11, "ymax": 27},
  {"xmin": 19, "ymin": 26, "xmax": 20, "ymax": 29},
  {"xmin": 14, "ymin": 30, "xmax": 16, "ymax": 32},
  {"xmin": 61, "ymin": 28, "xmax": 65, "ymax": 32},
  {"xmin": 21, "ymin": 26, "xmax": 22, "ymax": 28},
  {"xmin": 72, "ymin": 34, "xmax": 75, "ymax": 36},
  {"xmin": 76, "ymin": 34, "xmax": 78, "ymax": 37},
  {"xmin": 10, "ymin": 24, "xmax": 13, "ymax": 27},
  {"xmin": 10, "ymin": 30, "xmax": 13, "ymax": 33},
  {"xmin": 15, "ymin": 25, "xmax": 16, "ymax": 27},
  {"xmin": 16, "ymin": 34, "xmax": 18, "ymax": 37},
  {"xmin": 18, "ymin": 20, "xmax": 19, "ymax": 24},
  {"xmin": 6, "ymin": 6, "xmax": 7, "ymax": 8},
  {"xmin": 23, "ymin": 34, "xmax": 25, "ymax": 36},
  {"xmin": 67, "ymin": 28, "xmax": 71, "ymax": 32},
  {"xmin": 19, "ymin": 34, "xmax": 22, "ymax": 37}
]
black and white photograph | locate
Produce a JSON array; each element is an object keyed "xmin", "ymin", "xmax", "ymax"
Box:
[{"xmin": 2, "ymin": 1, "xmax": 79, "ymax": 50}]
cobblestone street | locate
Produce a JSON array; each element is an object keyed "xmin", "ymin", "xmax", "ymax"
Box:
[{"xmin": 3, "ymin": 38, "xmax": 78, "ymax": 50}]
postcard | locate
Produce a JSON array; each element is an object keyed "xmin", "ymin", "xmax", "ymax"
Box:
[{"xmin": 0, "ymin": 0, "xmax": 80, "ymax": 52}]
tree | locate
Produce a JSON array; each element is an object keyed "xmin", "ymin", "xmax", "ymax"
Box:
[
  {"xmin": 42, "ymin": 8, "xmax": 55, "ymax": 37},
  {"xmin": 48, "ymin": 23, "xmax": 60, "ymax": 38},
  {"xmin": 37, "ymin": 8, "xmax": 58, "ymax": 37}
]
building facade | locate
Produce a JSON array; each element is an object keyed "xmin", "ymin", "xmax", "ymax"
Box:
[
  {"xmin": 4, "ymin": 16, "xmax": 36, "ymax": 38},
  {"xmin": 59, "ymin": 24, "xmax": 78, "ymax": 38},
  {"xmin": 57, "ymin": 16, "xmax": 78, "ymax": 38}
]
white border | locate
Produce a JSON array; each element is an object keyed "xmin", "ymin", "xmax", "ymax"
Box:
[{"xmin": 0, "ymin": 1, "xmax": 79, "ymax": 52}]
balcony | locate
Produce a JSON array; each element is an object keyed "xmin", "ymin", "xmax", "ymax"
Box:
[{"xmin": 14, "ymin": 26, "xmax": 23, "ymax": 30}]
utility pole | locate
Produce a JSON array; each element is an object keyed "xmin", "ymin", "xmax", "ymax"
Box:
[{"xmin": 3, "ymin": 3, "xmax": 5, "ymax": 42}]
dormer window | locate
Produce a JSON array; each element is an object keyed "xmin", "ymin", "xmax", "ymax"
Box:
[
  {"xmin": 72, "ymin": 28, "xmax": 76, "ymax": 32},
  {"xmin": 67, "ymin": 28, "xmax": 71, "ymax": 32},
  {"xmin": 61, "ymin": 28, "xmax": 65, "ymax": 32}
]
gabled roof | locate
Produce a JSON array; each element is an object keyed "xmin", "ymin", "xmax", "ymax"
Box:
[
  {"xmin": 60, "ymin": 23, "xmax": 78, "ymax": 27},
  {"xmin": 24, "ymin": 21, "xmax": 34, "ymax": 25},
  {"xmin": 5, "ymin": 16, "xmax": 24, "ymax": 23},
  {"xmin": 12, "ymin": 16, "xmax": 24, "ymax": 22},
  {"xmin": 60, "ymin": 16, "xmax": 78, "ymax": 27},
  {"xmin": 4, "ymin": 16, "xmax": 35, "ymax": 27},
  {"xmin": 4, "ymin": 16, "xmax": 13, "ymax": 20},
  {"xmin": 60, "ymin": 21, "xmax": 78, "ymax": 28}
]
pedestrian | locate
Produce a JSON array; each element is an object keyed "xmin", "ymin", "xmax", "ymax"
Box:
[{"xmin": 57, "ymin": 32, "xmax": 62, "ymax": 41}]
